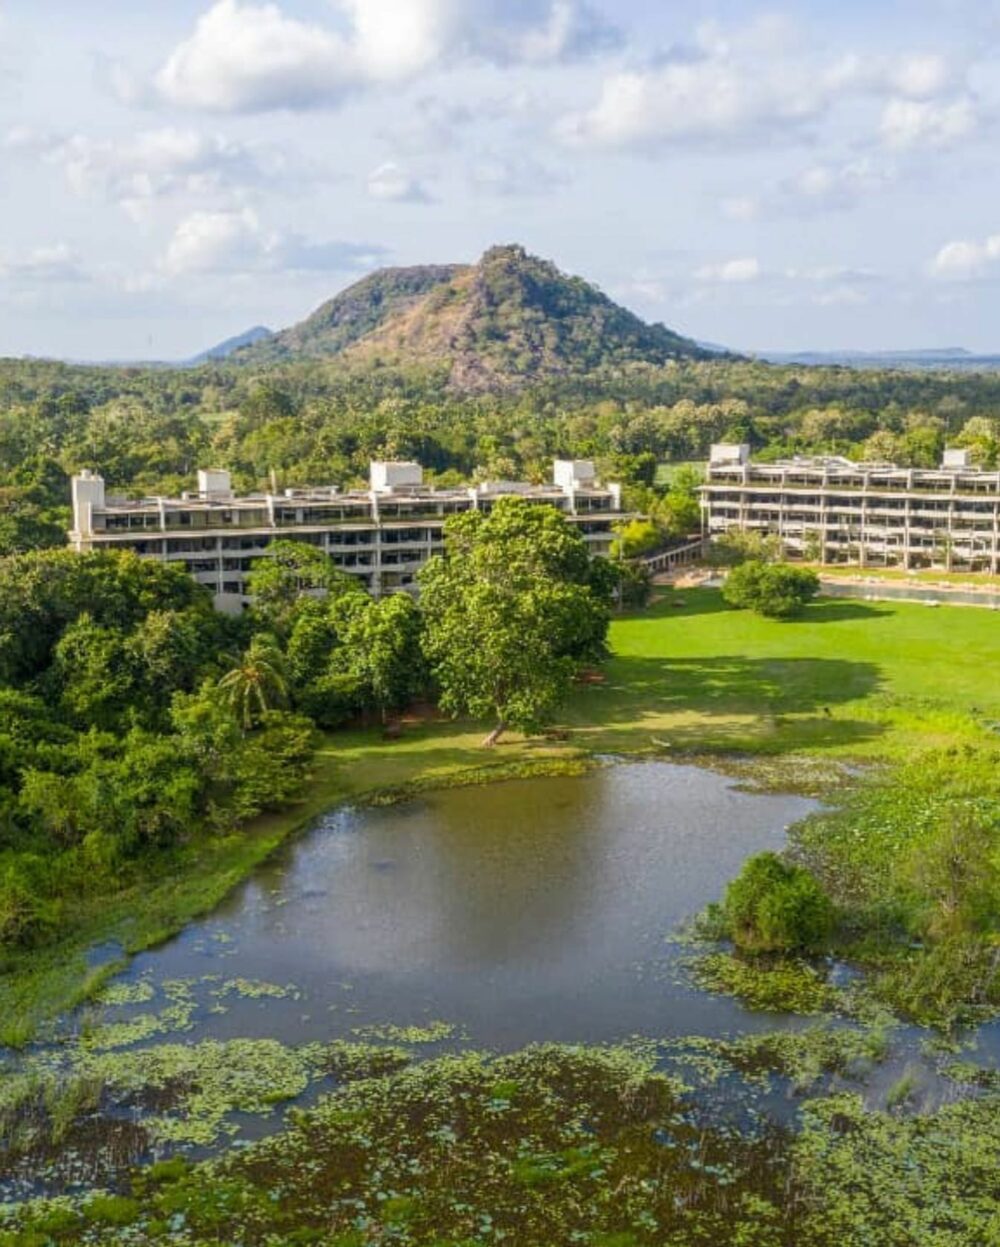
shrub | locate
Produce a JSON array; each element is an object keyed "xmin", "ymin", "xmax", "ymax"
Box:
[
  {"xmin": 0, "ymin": 858, "xmax": 62, "ymax": 949},
  {"xmin": 722, "ymin": 561, "xmax": 820, "ymax": 618},
  {"xmin": 722, "ymin": 852, "xmax": 834, "ymax": 953},
  {"xmin": 708, "ymin": 529, "xmax": 781, "ymax": 567},
  {"xmin": 81, "ymin": 1194, "xmax": 141, "ymax": 1226}
]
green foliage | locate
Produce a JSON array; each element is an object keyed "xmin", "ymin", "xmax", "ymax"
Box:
[
  {"xmin": 722, "ymin": 562, "xmax": 820, "ymax": 618},
  {"xmin": 0, "ymin": 548, "xmax": 208, "ymax": 686},
  {"xmin": 608, "ymin": 558, "xmax": 652, "ymax": 608},
  {"xmin": 16, "ymin": 1032, "xmax": 1000, "ymax": 1247},
  {"xmin": 219, "ymin": 634, "xmax": 289, "ymax": 730},
  {"xmin": 722, "ymin": 852, "xmax": 834, "ymax": 953},
  {"xmin": 329, "ymin": 591, "xmax": 427, "ymax": 719},
  {"xmin": 0, "ymin": 483, "xmax": 66, "ymax": 556},
  {"xmin": 902, "ymin": 806, "xmax": 1000, "ymax": 940},
  {"xmin": 0, "ymin": 857, "xmax": 63, "ymax": 948},
  {"xmin": 246, "ymin": 539, "xmax": 363, "ymax": 635},
  {"xmin": 694, "ymin": 951, "xmax": 838, "ymax": 1014},
  {"xmin": 615, "ymin": 518, "xmax": 661, "ymax": 559},
  {"xmin": 0, "ymin": 548, "xmax": 320, "ymax": 957},
  {"xmin": 0, "ymin": 1044, "xmax": 798, "ymax": 1246},
  {"xmin": 792, "ymin": 1092, "xmax": 1000, "ymax": 1244},
  {"xmin": 419, "ymin": 498, "xmax": 610, "ymax": 741},
  {"xmin": 709, "ymin": 529, "xmax": 782, "ymax": 567},
  {"xmin": 792, "ymin": 746, "xmax": 1000, "ymax": 1025}
]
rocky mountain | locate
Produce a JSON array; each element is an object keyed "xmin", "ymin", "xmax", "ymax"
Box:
[{"xmin": 232, "ymin": 245, "xmax": 712, "ymax": 388}]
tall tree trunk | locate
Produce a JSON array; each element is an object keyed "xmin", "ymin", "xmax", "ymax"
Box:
[{"xmin": 482, "ymin": 720, "xmax": 507, "ymax": 748}]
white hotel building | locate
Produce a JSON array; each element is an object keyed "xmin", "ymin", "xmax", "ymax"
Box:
[
  {"xmin": 702, "ymin": 443, "xmax": 1000, "ymax": 572},
  {"xmin": 70, "ymin": 460, "xmax": 625, "ymax": 610}
]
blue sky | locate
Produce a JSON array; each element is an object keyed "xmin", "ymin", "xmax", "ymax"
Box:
[{"xmin": 3, "ymin": 0, "xmax": 1000, "ymax": 359}]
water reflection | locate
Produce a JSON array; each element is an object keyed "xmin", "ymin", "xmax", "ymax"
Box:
[{"xmin": 125, "ymin": 762, "xmax": 817, "ymax": 1049}]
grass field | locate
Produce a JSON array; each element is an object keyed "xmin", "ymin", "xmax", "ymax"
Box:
[
  {"xmin": 566, "ymin": 586, "xmax": 1000, "ymax": 758},
  {"xmin": 5, "ymin": 587, "xmax": 999, "ymax": 1041},
  {"xmin": 326, "ymin": 586, "xmax": 1000, "ymax": 780}
]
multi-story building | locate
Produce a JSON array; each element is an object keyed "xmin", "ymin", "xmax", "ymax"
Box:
[
  {"xmin": 701, "ymin": 443, "xmax": 1000, "ymax": 572},
  {"xmin": 70, "ymin": 460, "xmax": 625, "ymax": 610}
]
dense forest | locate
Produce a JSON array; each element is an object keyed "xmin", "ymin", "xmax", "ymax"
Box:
[{"xmin": 2, "ymin": 352, "xmax": 1000, "ymax": 558}]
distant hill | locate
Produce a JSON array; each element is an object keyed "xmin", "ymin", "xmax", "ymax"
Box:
[
  {"xmin": 188, "ymin": 325, "xmax": 274, "ymax": 364},
  {"xmin": 233, "ymin": 245, "xmax": 712, "ymax": 388},
  {"xmin": 756, "ymin": 346, "xmax": 1000, "ymax": 371}
]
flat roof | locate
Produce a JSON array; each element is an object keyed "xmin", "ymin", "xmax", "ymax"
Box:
[
  {"xmin": 709, "ymin": 454, "xmax": 999, "ymax": 477},
  {"xmin": 94, "ymin": 481, "xmax": 617, "ymax": 515}
]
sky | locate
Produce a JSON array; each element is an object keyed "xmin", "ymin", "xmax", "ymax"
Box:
[{"xmin": 4, "ymin": 0, "xmax": 1000, "ymax": 359}]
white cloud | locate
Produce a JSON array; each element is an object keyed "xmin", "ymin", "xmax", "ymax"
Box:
[
  {"xmin": 59, "ymin": 128, "xmax": 275, "ymax": 216},
  {"xmin": 880, "ymin": 95, "xmax": 979, "ymax": 149},
  {"xmin": 557, "ymin": 19, "xmax": 977, "ymax": 153},
  {"xmin": 468, "ymin": 152, "xmax": 568, "ymax": 197},
  {"xmin": 345, "ymin": 0, "xmax": 617, "ymax": 76},
  {"xmin": 931, "ymin": 234, "xmax": 1000, "ymax": 279},
  {"xmin": 160, "ymin": 207, "xmax": 263, "ymax": 274},
  {"xmin": 695, "ymin": 256, "xmax": 761, "ymax": 283},
  {"xmin": 557, "ymin": 60, "xmax": 824, "ymax": 151},
  {"xmin": 4, "ymin": 124, "xmax": 297, "ymax": 219},
  {"xmin": 826, "ymin": 50, "xmax": 962, "ymax": 100},
  {"xmin": 724, "ymin": 158, "xmax": 898, "ymax": 219},
  {"xmin": 686, "ymin": 257, "xmax": 882, "ymax": 309},
  {"xmin": 0, "ymin": 244, "xmax": 87, "ymax": 284},
  {"xmin": 141, "ymin": 0, "xmax": 618, "ymax": 114},
  {"xmin": 157, "ymin": 208, "xmax": 386, "ymax": 276},
  {"xmin": 278, "ymin": 235, "xmax": 388, "ymax": 272},
  {"xmin": 366, "ymin": 161, "xmax": 431, "ymax": 202},
  {"xmin": 155, "ymin": 1, "xmax": 358, "ymax": 112},
  {"xmin": 719, "ymin": 196, "xmax": 759, "ymax": 222},
  {"xmin": 889, "ymin": 53, "xmax": 956, "ymax": 99}
]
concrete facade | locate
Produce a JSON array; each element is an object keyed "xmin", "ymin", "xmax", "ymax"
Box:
[
  {"xmin": 70, "ymin": 460, "xmax": 625, "ymax": 611},
  {"xmin": 701, "ymin": 444, "xmax": 1000, "ymax": 572}
]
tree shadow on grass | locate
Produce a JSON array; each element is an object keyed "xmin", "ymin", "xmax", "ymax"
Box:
[
  {"xmin": 565, "ymin": 653, "xmax": 886, "ymax": 752},
  {"xmin": 801, "ymin": 598, "xmax": 893, "ymax": 623},
  {"xmin": 644, "ymin": 586, "xmax": 892, "ymax": 624}
]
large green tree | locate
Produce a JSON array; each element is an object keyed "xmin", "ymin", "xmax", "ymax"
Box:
[
  {"xmin": 330, "ymin": 592, "xmax": 427, "ymax": 722},
  {"xmin": 246, "ymin": 540, "xmax": 362, "ymax": 635},
  {"xmin": 419, "ymin": 497, "xmax": 610, "ymax": 745}
]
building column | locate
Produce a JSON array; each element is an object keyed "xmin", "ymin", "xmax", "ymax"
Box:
[{"xmin": 902, "ymin": 499, "xmax": 911, "ymax": 569}]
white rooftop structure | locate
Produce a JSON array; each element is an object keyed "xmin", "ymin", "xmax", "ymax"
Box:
[
  {"xmin": 370, "ymin": 461, "xmax": 423, "ymax": 493},
  {"xmin": 69, "ymin": 460, "xmax": 626, "ymax": 610}
]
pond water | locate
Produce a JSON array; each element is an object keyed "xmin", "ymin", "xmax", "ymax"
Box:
[
  {"xmin": 12, "ymin": 762, "xmax": 989, "ymax": 1203},
  {"xmin": 112, "ymin": 761, "xmax": 817, "ymax": 1049},
  {"xmin": 820, "ymin": 579, "xmax": 1000, "ymax": 610}
]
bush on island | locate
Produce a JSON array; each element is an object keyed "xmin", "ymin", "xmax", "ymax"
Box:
[{"xmin": 721, "ymin": 851, "xmax": 833, "ymax": 953}]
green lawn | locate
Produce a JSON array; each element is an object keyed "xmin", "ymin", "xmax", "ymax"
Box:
[
  {"xmin": 6, "ymin": 587, "xmax": 998, "ymax": 1041},
  {"xmin": 560, "ymin": 587, "xmax": 1000, "ymax": 758}
]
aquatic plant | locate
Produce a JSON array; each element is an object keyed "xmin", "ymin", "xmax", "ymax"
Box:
[
  {"xmin": 721, "ymin": 852, "xmax": 834, "ymax": 954},
  {"xmin": 694, "ymin": 952, "xmax": 839, "ymax": 1015}
]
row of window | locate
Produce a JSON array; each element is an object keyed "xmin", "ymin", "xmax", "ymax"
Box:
[
  {"xmin": 707, "ymin": 492, "xmax": 1000, "ymax": 512},
  {"xmin": 709, "ymin": 474, "xmax": 1000, "ymax": 495}
]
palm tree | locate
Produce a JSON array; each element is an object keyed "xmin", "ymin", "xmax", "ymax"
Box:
[{"xmin": 219, "ymin": 634, "xmax": 288, "ymax": 730}]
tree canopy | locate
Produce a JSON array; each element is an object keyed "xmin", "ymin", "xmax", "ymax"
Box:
[
  {"xmin": 722, "ymin": 561, "xmax": 820, "ymax": 619},
  {"xmin": 419, "ymin": 497, "xmax": 610, "ymax": 745}
]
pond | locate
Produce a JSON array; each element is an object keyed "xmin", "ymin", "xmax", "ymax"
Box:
[{"xmin": 109, "ymin": 761, "xmax": 817, "ymax": 1050}]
